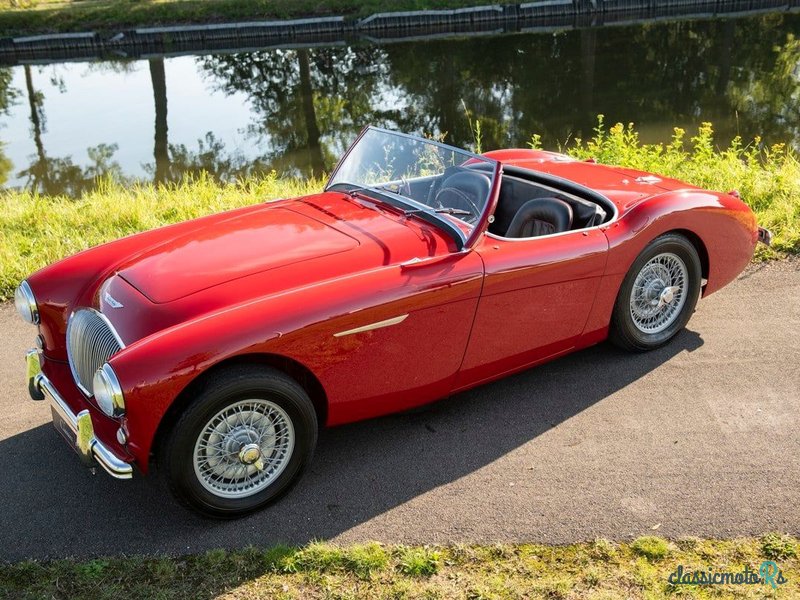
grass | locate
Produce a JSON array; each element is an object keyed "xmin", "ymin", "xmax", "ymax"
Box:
[
  {"xmin": 0, "ymin": 0, "xmax": 505, "ymax": 37},
  {"xmin": 0, "ymin": 536, "xmax": 797, "ymax": 599},
  {"xmin": 544, "ymin": 117, "xmax": 800, "ymax": 258},
  {"xmin": 630, "ymin": 536, "xmax": 672, "ymax": 561},
  {"xmin": 1, "ymin": 120, "xmax": 798, "ymax": 300},
  {"xmin": 396, "ymin": 546, "xmax": 443, "ymax": 577},
  {"xmin": 762, "ymin": 533, "xmax": 798, "ymax": 561}
]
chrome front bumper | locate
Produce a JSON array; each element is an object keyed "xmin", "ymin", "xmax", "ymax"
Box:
[{"xmin": 26, "ymin": 350, "xmax": 133, "ymax": 479}]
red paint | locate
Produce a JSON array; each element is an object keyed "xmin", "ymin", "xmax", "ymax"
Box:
[
  {"xmin": 458, "ymin": 228, "xmax": 608, "ymax": 387},
  {"xmin": 118, "ymin": 206, "xmax": 360, "ymax": 304},
  {"xmin": 25, "ymin": 143, "xmax": 759, "ymax": 474}
]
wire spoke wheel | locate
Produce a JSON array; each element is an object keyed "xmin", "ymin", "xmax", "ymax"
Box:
[
  {"xmin": 193, "ymin": 399, "xmax": 295, "ymax": 499},
  {"xmin": 629, "ymin": 252, "xmax": 689, "ymax": 334}
]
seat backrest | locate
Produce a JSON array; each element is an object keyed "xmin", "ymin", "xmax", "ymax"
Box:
[
  {"xmin": 565, "ymin": 194, "xmax": 606, "ymax": 228},
  {"xmin": 504, "ymin": 198, "xmax": 573, "ymax": 238},
  {"xmin": 489, "ymin": 175, "xmax": 608, "ymax": 235},
  {"xmin": 490, "ymin": 177, "xmax": 531, "ymax": 235}
]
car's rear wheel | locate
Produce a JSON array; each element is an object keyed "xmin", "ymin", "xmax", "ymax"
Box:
[
  {"xmin": 159, "ymin": 365, "xmax": 317, "ymax": 518},
  {"xmin": 609, "ymin": 233, "xmax": 702, "ymax": 352}
]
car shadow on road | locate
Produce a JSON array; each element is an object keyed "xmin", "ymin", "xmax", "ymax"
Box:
[{"xmin": 0, "ymin": 331, "xmax": 702, "ymax": 562}]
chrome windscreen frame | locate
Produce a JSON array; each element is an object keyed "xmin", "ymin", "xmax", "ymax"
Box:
[{"xmin": 325, "ymin": 126, "xmax": 501, "ymax": 251}]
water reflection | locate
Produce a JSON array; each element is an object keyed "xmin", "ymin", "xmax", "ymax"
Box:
[
  {"xmin": 198, "ymin": 45, "xmax": 397, "ymax": 178},
  {"xmin": 0, "ymin": 12, "xmax": 798, "ymax": 197},
  {"xmin": 16, "ymin": 64, "xmax": 124, "ymax": 196}
]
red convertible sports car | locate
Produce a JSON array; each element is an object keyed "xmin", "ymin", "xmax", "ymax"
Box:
[{"xmin": 17, "ymin": 127, "xmax": 770, "ymax": 516}]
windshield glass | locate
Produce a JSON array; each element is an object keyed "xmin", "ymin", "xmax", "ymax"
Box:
[{"xmin": 326, "ymin": 128, "xmax": 497, "ymax": 240}]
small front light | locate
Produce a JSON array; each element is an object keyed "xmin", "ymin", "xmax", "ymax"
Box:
[
  {"xmin": 93, "ymin": 363, "xmax": 125, "ymax": 418},
  {"xmin": 14, "ymin": 280, "xmax": 39, "ymax": 325}
]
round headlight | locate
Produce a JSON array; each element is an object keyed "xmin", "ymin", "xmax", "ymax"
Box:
[
  {"xmin": 14, "ymin": 280, "xmax": 39, "ymax": 325},
  {"xmin": 93, "ymin": 363, "xmax": 126, "ymax": 417}
]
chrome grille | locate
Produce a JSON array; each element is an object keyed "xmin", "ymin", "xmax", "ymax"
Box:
[{"xmin": 66, "ymin": 309, "xmax": 125, "ymax": 395}]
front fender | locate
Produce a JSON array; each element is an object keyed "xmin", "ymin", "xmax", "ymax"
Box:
[
  {"xmin": 26, "ymin": 205, "xmax": 262, "ymax": 361},
  {"xmin": 109, "ymin": 279, "xmax": 347, "ymax": 470},
  {"xmin": 109, "ymin": 254, "xmax": 481, "ymax": 471}
]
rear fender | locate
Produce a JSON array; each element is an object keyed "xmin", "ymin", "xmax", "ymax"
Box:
[
  {"xmin": 582, "ymin": 189, "xmax": 756, "ymax": 336},
  {"xmin": 603, "ymin": 189, "xmax": 756, "ymax": 288}
]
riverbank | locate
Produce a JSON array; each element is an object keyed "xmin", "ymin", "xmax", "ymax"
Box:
[
  {"xmin": 1, "ymin": 120, "xmax": 797, "ymax": 300},
  {"xmin": 2, "ymin": 0, "xmax": 505, "ymax": 37},
  {"xmin": 1, "ymin": 536, "xmax": 797, "ymax": 598},
  {"xmin": 2, "ymin": 0, "xmax": 797, "ymax": 65}
]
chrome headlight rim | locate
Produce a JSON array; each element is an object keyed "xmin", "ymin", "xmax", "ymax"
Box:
[
  {"xmin": 92, "ymin": 363, "xmax": 126, "ymax": 418},
  {"xmin": 14, "ymin": 280, "xmax": 39, "ymax": 325}
]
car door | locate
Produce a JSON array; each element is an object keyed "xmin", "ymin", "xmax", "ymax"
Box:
[
  {"xmin": 287, "ymin": 249, "xmax": 486, "ymax": 426},
  {"xmin": 456, "ymin": 229, "xmax": 608, "ymax": 389}
]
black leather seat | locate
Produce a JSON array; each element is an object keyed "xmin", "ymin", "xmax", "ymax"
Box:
[
  {"xmin": 504, "ymin": 197, "xmax": 573, "ymax": 238},
  {"xmin": 434, "ymin": 171, "xmax": 491, "ymax": 217}
]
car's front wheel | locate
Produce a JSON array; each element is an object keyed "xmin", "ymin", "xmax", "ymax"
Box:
[
  {"xmin": 159, "ymin": 365, "xmax": 318, "ymax": 518},
  {"xmin": 609, "ymin": 233, "xmax": 702, "ymax": 352}
]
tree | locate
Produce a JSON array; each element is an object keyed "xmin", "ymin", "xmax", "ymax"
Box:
[
  {"xmin": 198, "ymin": 45, "xmax": 397, "ymax": 177},
  {"xmin": 149, "ymin": 58, "xmax": 170, "ymax": 184},
  {"xmin": 0, "ymin": 66, "xmax": 19, "ymax": 185},
  {"xmin": 18, "ymin": 65, "xmax": 123, "ymax": 196}
]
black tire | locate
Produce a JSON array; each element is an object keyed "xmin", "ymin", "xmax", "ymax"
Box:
[
  {"xmin": 158, "ymin": 365, "xmax": 317, "ymax": 518},
  {"xmin": 609, "ymin": 233, "xmax": 702, "ymax": 352}
]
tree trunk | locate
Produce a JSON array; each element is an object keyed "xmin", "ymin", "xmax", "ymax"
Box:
[
  {"xmin": 149, "ymin": 58, "xmax": 170, "ymax": 184},
  {"xmin": 580, "ymin": 28, "xmax": 597, "ymax": 136},
  {"xmin": 298, "ymin": 49, "xmax": 325, "ymax": 178},
  {"xmin": 24, "ymin": 65, "xmax": 51, "ymax": 194}
]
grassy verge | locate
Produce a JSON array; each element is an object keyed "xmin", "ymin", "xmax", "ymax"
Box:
[
  {"xmin": 1, "ymin": 121, "xmax": 798, "ymax": 300},
  {"xmin": 1, "ymin": 535, "xmax": 797, "ymax": 599},
  {"xmin": 0, "ymin": 0, "xmax": 504, "ymax": 37}
]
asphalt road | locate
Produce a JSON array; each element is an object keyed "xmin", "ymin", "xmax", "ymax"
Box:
[{"xmin": 0, "ymin": 259, "xmax": 798, "ymax": 561}]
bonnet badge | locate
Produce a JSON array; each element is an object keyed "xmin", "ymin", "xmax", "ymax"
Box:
[{"xmin": 104, "ymin": 291, "xmax": 124, "ymax": 309}]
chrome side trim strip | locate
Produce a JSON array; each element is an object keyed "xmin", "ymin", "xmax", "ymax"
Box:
[{"xmin": 333, "ymin": 314, "xmax": 409, "ymax": 337}]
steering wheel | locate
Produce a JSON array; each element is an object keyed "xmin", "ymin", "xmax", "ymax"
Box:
[
  {"xmin": 426, "ymin": 166, "xmax": 463, "ymax": 206},
  {"xmin": 434, "ymin": 186, "xmax": 481, "ymax": 223},
  {"xmin": 432, "ymin": 171, "xmax": 491, "ymax": 224}
]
